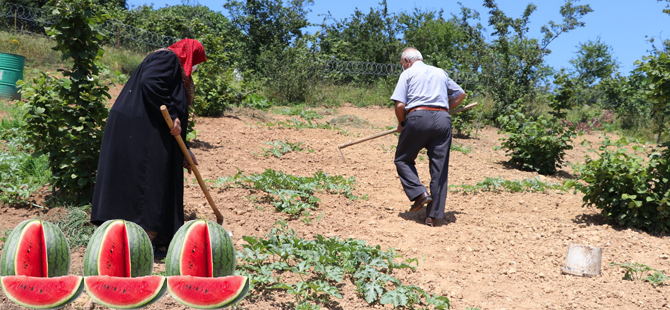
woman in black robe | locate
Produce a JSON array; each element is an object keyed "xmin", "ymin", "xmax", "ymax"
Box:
[{"xmin": 91, "ymin": 39, "xmax": 207, "ymax": 257}]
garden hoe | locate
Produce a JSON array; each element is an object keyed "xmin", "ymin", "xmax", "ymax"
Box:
[
  {"xmin": 337, "ymin": 102, "xmax": 479, "ymax": 162},
  {"xmin": 160, "ymin": 105, "xmax": 225, "ymax": 226}
]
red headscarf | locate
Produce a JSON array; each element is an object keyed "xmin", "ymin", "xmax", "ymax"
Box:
[{"xmin": 169, "ymin": 38, "xmax": 207, "ymax": 77}]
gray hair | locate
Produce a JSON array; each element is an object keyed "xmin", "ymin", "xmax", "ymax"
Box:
[{"xmin": 401, "ymin": 48, "xmax": 423, "ymax": 62}]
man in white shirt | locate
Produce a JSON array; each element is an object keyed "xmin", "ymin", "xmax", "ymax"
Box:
[{"xmin": 391, "ymin": 47, "xmax": 466, "ymax": 227}]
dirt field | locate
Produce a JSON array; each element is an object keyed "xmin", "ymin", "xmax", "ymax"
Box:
[{"xmin": 1, "ymin": 104, "xmax": 669, "ymax": 310}]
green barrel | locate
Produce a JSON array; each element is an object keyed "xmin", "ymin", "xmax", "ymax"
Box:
[{"xmin": 0, "ymin": 52, "xmax": 26, "ymax": 101}]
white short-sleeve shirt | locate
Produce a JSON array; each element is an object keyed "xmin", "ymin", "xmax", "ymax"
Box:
[{"xmin": 390, "ymin": 61, "xmax": 464, "ymax": 110}]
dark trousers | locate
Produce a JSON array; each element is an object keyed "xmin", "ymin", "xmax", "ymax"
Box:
[{"xmin": 394, "ymin": 109, "xmax": 452, "ymax": 219}]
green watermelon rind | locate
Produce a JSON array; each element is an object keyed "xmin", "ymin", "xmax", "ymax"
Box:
[
  {"xmin": 1, "ymin": 275, "xmax": 84, "ymax": 310},
  {"xmin": 0, "ymin": 219, "xmax": 71, "ymax": 278},
  {"xmin": 1, "ymin": 219, "xmax": 37, "ymax": 276},
  {"xmin": 83, "ymin": 220, "xmax": 153, "ymax": 277},
  {"xmin": 84, "ymin": 276, "xmax": 167, "ymax": 310},
  {"xmin": 207, "ymin": 222, "xmax": 235, "ymax": 278},
  {"xmin": 42, "ymin": 221, "xmax": 71, "ymax": 278},
  {"xmin": 165, "ymin": 220, "xmax": 198, "ymax": 277},
  {"xmin": 83, "ymin": 220, "xmax": 115, "ymax": 276},
  {"xmin": 166, "ymin": 275, "xmax": 250, "ymax": 309},
  {"xmin": 125, "ymin": 221, "xmax": 153, "ymax": 277}
]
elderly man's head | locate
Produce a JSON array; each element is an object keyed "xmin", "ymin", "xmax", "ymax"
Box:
[{"xmin": 400, "ymin": 48, "xmax": 423, "ymax": 70}]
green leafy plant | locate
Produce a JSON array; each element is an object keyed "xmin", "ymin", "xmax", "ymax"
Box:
[
  {"xmin": 221, "ymin": 169, "xmax": 357, "ymax": 218},
  {"xmin": 258, "ymin": 140, "xmax": 313, "ymax": 158},
  {"xmin": 497, "ymin": 110, "xmax": 575, "ymax": 175},
  {"xmin": 449, "ymin": 176, "xmax": 575, "ymax": 194},
  {"xmin": 192, "ymin": 34, "xmax": 246, "ymax": 117},
  {"xmin": 21, "ymin": 0, "xmax": 110, "ymax": 206},
  {"xmin": 611, "ymin": 262, "xmax": 669, "ymax": 285},
  {"xmin": 451, "ymin": 144, "xmax": 472, "ymax": 154},
  {"xmin": 0, "ymin": 103, "xmax": 51, "ymax": 205},
  {"xmin": 274, "ymin": 105, "xmax": 322, "ymax": 120},
  {"xmin": 577, "ymin": 137, "xmax": 670, "ymax": 233},
  {"xmin": 236, "ymin": 222, "xmax": 450, "ymax": 309}
]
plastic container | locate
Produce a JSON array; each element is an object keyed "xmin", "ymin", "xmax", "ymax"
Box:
[
  {"xmin": 561, "ymin": 243, "xmax": 602, "ymax": 277},
  {"xmin": 0, "ymin": 52, "xmax": 26, "ymax": 101}
]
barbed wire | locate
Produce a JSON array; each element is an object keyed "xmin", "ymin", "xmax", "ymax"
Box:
[
  {"xmin": 324, "ymin": 60, "xmax": 402, "ymax": 76},
  {"xmin": 0, "ymin": 2, "xmax": 177, "ymax": 51}
]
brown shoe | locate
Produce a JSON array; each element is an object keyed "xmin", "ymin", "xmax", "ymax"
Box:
[
  {"xmin": 409, "ymin": 192, "xmax": 432, "ymax": 212},
  {"xmin": 425, "ymin": 217, "xmax": 434, "ymax": 227}
]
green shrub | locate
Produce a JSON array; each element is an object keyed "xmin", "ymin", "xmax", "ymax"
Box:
[
  {"xmin": 22, "ymin": 0, "xmax": 110, "ymax": 206},
  {"xmin": 577, "ymin": 138, "xmax": 670, "ymax": 234},
  {"xmin": 497, "ymin": 110, "xmax": 574, "ymax": 175},
  {"xmin": 191, "ymin": 34, "xmax": 245, "ymax": 116}
]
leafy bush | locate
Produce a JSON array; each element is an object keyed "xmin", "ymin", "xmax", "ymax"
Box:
[
  {"xmin": 497, "ymin": 111, "xmax": 574, "ymax": 175},
  {"xmin": 577, "ymin": 138, "xmax": 670, "ymax": 234},
  {"xmin": 22, "ymin": 0, "xmax": 110, "ymax": 206}
]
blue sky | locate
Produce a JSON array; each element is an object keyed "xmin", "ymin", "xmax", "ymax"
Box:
[{"xmin": 134, "ymin": 0, "xmax": 670, "ymax": 74}]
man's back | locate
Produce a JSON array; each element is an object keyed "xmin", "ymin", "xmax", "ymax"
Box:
[{"xmin": 391, "ymin": 61, "xmax": 460, "ymax": 110}]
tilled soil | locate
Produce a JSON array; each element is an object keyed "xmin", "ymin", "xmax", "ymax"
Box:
[{"xmin": 1, "ymin": 104, "xmax": 669, "ymax": 310}]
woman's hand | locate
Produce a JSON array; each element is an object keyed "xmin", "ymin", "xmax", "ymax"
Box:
[
  {"xmin": 171, "ymin": 118, "xmax": 181, "ymax": 136},
  {"xmin": 183, "ymin": 149, "xmax": 198, "ymax": 174}
]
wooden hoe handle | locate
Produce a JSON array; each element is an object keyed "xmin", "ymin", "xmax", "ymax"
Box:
[{"xmin": 160, "ymin": 105, "xmax": 224, "ymax": 225}]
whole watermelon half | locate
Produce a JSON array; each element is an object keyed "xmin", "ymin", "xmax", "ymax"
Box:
[
  {"xmin": 165, "ymin": 220, "xmax": 235, "ymax": 277},
  {"xmin": 83, "ymin": 219, "xmax": 153, "ymax": 277},
  {"xmin": 0, "ymin": 219, "xmax": 70, "ymax": 277}
]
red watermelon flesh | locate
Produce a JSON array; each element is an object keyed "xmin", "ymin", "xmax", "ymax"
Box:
[
  {"xmin": 180, "ymin": 221, "xmax": 213, "ymax": 277},
  {"xmin": 84, "ymin": 275, "xmax": 166, "ymax": 309},
  {"xmin": 98, "ymin": 221, "xmax": 130, "ymax": 277},
  {"xmin": 167, "ymin": 275, "xmax": 249, "ymax": 309},
  {"xmin": 15, "ymin": 221, "xmax": 47, "ymax": 277},
  {"xmin": 1, "ymin": 275, "xmax": 84, "ymax": 309}
]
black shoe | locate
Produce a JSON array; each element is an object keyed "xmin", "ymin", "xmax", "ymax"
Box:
[
  {"xmin": 153, "ymin": 246, "xmax": 167, "ymax": 259},
  {"xmin": 410, "ymin": 192, "xmax": 432, "ymax": 212}
]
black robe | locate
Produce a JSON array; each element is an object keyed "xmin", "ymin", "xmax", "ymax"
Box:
[{"xmin": 91, "ymin": 50, "xmax": 188, "ymax": 247}]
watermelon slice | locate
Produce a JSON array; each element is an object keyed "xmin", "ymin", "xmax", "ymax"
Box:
[
  {"xmin": 167, "ymin": 275, "xmax": 249, "ymax": 309},
  {"xmin": 84, "ymin": 275, "xmax": 166, "ymax": 309},
  {"xmin": 1, "ymin": 275, "xmax": 84, "ymax": 309}
]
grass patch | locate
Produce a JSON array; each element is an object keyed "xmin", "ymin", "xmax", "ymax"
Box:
[
  {"xmin": 236, "ymin": 221, "xmax": 450, "ymax": 309},
  {"xmin": 449, "ymin": 176, "xmax": 576, "ymax": 194},
  {"xmin": 0, "ymin": 101, "xmax": 51, "ymax": 205},
  {"xmin": 329, "ymin": 115, "xmax": 370, "ymax": 128},
  {"xmin": 0, "ymin": 31, "xmax": 145, "ymax": 76},
  {"xmin": 305, "ymin": 78, "xmax": 396, "ymax": 107},
  {"xmin": 257, "ymin": 140, "xmax": 313, "ymax": 158},
  {"xmin": 48, "ymin": 206, "xmax": 96, "ymax": 249},
  {"xmin": 262, "ymin": 118, "xmax": 336, "ymax": 131}
]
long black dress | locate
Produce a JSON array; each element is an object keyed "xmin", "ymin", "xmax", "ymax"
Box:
[{"xmin": 91, "ymin": 50, "xmax": 188, "ymax": 247}]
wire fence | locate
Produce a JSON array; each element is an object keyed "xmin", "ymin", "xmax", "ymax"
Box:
[{"xmin": 0, "ymin": 2, "xmax": 177, "ymax": 51}]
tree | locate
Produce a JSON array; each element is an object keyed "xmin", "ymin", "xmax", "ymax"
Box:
[
  {"xmin": 570, "ymin": 38, "xmax": 618, "ymax": 86},
  {"xmin": 224, "ymin": 0, "xmax": 313, "ymax": 71},
  {"xmin": 482, "ymin": 0, "xmax": 592, "ymax": 119},
  {"xmin": 318, "ymin": 0, "xmax": 401, "ymax": 64}
]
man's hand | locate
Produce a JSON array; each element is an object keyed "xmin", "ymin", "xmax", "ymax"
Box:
[
  {"xmin": 395, "ymin": 101, "xmax": 406, "ymax": 133},
  {"xmin": 183, "ymin": 149, "xmax": 198, "ymax": 174},
  {"xmin": 171, "ymin": 118, "xmax": 181, "ymax": 136}
]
